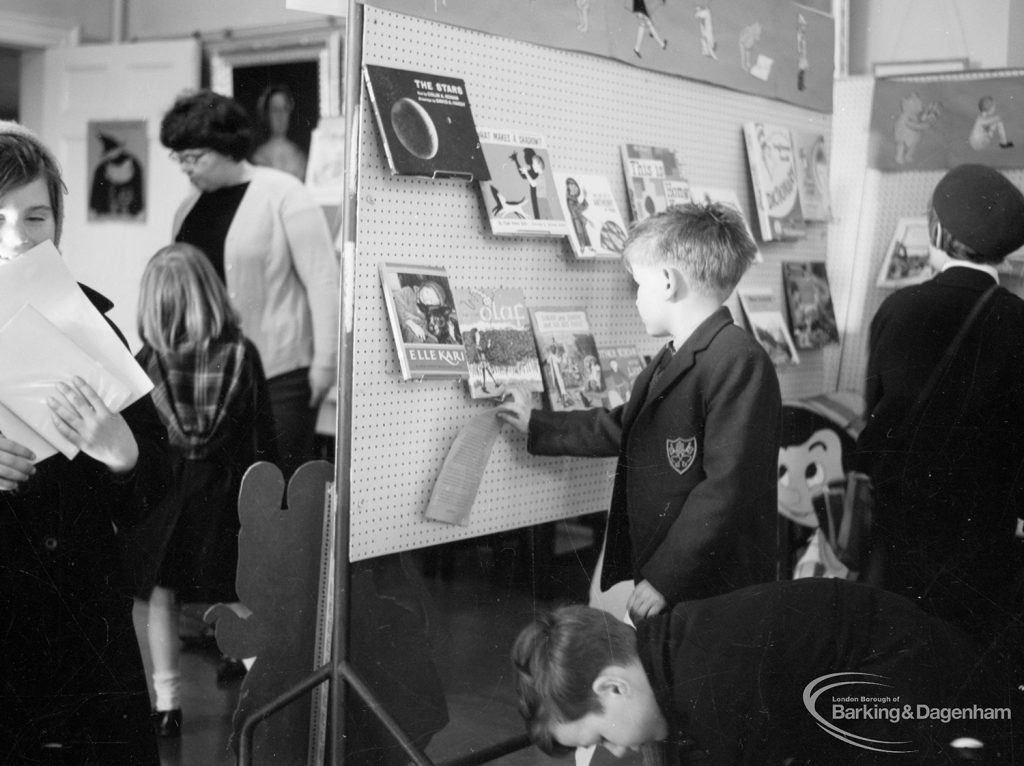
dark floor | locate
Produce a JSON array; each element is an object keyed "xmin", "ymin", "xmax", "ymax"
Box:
[{"xmin": 134, "ymin": 519, "xmax": 625, "ymax": 766}]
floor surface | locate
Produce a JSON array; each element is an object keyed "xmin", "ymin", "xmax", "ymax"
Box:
[{"xmin": 134, "ymin": 526, "xmax": 629, "ymax": 766}]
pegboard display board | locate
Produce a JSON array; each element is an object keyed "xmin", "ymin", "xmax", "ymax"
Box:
[
  {"xmin": 832, "ymin": 71, "xmax": 1024, "ymax": 394},
  {"xmin": 349, "ymin": 5, "xmax": 835, "ymax": 561}
]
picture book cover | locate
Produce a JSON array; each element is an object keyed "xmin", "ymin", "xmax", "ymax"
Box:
[
  {"xmin": 619, "ymin": 143, "xmax": 690, "ymax": 222},
  {"xmin": 530, "ymin": 307, "xmax": 604, "ymax": 411},
  {"xmin": 737, "ymin": 288, "xmax": 800, "ymax": 368},
  {"xmin": 792, "ymin": 128, "xmax": 831, "ymax": 222},
  {"xmin": 476, "ymin": 128, "xmax": 569, "ymax": 237},
  {"xmin": 552, "ymin": 172, "xmax": 628, "ymax": 260},
  {"xmin": 378, "ymin": 262, "xmax": 469, "ymax": 380},
  {"xmin": 687, "ymin": 184, "xmax": 763, "ymax": 263},
  {"xmin": 454, "ymin": 286, "xmax": 544, "ymax": 399},
  {"xmin": 362, "ymin": 64, "xmax": 489, "ymax": 180},
  {"xmin": 742, "ymin": 122, "xmax": 807, "ymax": 241},
  {"xmin": 782, "ymin": 261, "xmax": 840, "ymax": 349},
  {"xmin": 878, "ymin": 217, "xmax": 935, "ymax": 288},
  {"xmin": 597, "ymin": 345, "xmax": 645, "ymax": 408}
]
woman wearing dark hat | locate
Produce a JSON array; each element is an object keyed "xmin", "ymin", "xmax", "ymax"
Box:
[
  {"xmin": 0, "ymin": 121, "xmax": 169, "ymax": 764},
  {"xmin": 160, "ymin": 89, "xmax": 339, "ymax": 481},
  {"xmin": 857, "ymin": 163, "xmax": 1024, "ymax": 668}
]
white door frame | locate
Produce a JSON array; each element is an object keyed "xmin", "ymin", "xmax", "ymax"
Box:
[{"xmin": 0, "ymin": 9, "xmax": 78, "ymax": 48}]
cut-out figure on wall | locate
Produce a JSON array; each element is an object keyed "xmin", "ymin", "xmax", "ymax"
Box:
[
  {"xmin": 695, "ymin": 4, "xmax": 718, "ymax": 59},
  {"xmin": 89, "ymin": 132, "xmax": 144, "ymax": 218},
  {"xmin": 738, "ymin": 21, "xmax": 762, "ymax": 72},
  {"xmin": 796, "ymin": 13, "xmax": 809, "ymax": 90},
  {"xmin": 893, "ymin": 92, "xmax": 942, "ymax": 165},
  {"xmin": 969, "ymin": 95, "xmax": 1014, "ymax": 151},
  {"xmin": 576, "ymin": 0, "xmax": 591, "ymax": 32},
  {"xmin": 632, "ymin": 0, "xmax": 668, "ymax": 58}
]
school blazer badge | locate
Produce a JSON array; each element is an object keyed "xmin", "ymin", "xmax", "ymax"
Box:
[{"xmin": 666, "ymin": 436, "xmax": 697, "ymax": 475}]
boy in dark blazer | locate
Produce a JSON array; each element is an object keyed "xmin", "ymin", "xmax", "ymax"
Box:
[
  {"xmin": 512, "ymin": 579, "xmax": 1020, "ymax": 766},
  {"xmin": 856, "ymin": 164, "xmax": 1024, "ymax": 659},
  {"xmin": 498, "ymin": 203, "xmax": 780, "ymax": 621}
]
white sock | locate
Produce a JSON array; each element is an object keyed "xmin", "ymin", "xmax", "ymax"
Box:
[{"xmin": 152, "ymin": 669, "xmax": 181, "ymax": 711}]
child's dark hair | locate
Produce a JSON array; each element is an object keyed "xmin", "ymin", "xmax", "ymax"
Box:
[
  {"xmin": 511, "ymin": 605, "xmax": 637, "ymax": 755},
  {"xmin": 160, "ymin": 89, "xmax": 253, "ymax": 161},
  {"xmin": 623, "ymin": 202, "xmax": 757, "ymax": 296},
  {"xmin": 0, "ymin": 121, "xmax": 67, "ymax": 245}
]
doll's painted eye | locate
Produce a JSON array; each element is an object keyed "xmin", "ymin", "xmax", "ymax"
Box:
[
  {"xmin": 778, "ymin": 465, "xmax": 790, "ymax": 487},
  {"xmin": 805, "ymin": 462, "xmax": 825, "ymax": 487}
]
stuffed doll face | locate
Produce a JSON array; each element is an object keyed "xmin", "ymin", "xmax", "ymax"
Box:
[{"xmin": 778, "ymin": 428, "xmax": 844, "ymax": 526}]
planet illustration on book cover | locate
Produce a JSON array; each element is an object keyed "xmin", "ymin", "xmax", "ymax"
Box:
[{"xmin": 390, "ymin": 97, "xmax": 439, "ymax": 159}]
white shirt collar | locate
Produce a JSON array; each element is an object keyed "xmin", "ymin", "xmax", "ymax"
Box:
[{"xmin": 941, "ymin": 259, "xmax": 999, "ymax": 281}]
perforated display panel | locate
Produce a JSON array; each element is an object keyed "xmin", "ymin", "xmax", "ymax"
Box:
[
  {"xmin": 349, "ymin": 5, "xmax": 835, "ymax": 560},
  {"xmin": 832, "ymin": 71, "xmax": 1024, "ymax": 394}
]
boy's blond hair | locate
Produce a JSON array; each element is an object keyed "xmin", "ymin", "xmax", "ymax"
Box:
[{"xmin": 623, "ymin": 202, "xmax": 757, "ymax": 297}]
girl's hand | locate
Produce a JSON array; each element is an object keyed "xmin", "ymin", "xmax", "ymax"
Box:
[
  {"xmin": 48, "ymin": 376, "xmax": 138, "ymax": 474},
  {"xmin": 0, "ymin": 434, "xmax": 35, "ymax": 491}
]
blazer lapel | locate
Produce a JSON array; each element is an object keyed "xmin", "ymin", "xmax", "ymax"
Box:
[{"xmin": 636, "ymin": 307, "xmax": 734, "ymax": 419}]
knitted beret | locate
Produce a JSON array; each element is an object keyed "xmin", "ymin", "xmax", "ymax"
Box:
[{"xmin": 932, "ymin": 163, "xmax": 1024, "ymax": 261}]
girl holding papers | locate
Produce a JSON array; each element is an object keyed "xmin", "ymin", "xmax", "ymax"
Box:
[{"xmin": 0, "ymin": 121, "xmax": 170, "ymax": 764}]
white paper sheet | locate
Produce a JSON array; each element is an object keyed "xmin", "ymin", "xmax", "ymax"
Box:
[
  {"xmin": 0, "ymin": 240, "xmax": 153, "ymax": 398},
  {"xmin": 0, "ymin": 305, "xmax": 133, "ymax": 460},
  {"xmin": 424, "ymin": 408, "xmax": 502, "ymax": 526},
  {"xmin": 0, "ymin": 241, "xmax": 151, "ymax": 461}
]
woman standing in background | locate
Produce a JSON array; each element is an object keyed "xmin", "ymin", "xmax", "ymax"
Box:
[{"xmin": 161, "ymin": 89, "xmax": 339, "ymax": 479}]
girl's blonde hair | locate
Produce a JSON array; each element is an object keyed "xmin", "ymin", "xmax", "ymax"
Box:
[{"xmin": 138, "ymin": 243, "xmax": 240, "ymax": 353}]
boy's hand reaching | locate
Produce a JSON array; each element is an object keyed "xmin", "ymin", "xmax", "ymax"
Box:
[
  {"xmin": 0, "ymin": 434, "xmax": 35, "ymax": 491},
  {"xmin": 627, "ymin": 580, "xmax": 667, "ymax": 622},
  {"xmin": 495, "ymin": 386, "xmax": 534, "ymax": 433},
  {"xmin": 48, "ymin": 376, "xmax": 139, "ymax": 474}
]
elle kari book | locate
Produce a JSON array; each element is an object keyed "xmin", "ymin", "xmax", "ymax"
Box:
[
  {"xmin": 619, "ymin": 143, "xmax": 690, "ymax": 222},
  {"xmin": 737, "ymin": 288, "xmax": 800, "ymax": 368},
  {"xmin": 553, "ymin": 172, "xmax": 628, "ymax": 260},
  {"xmin": 362, "ymin": 64, "xmax": 489, "ymax": 181},
  {"xmin": 792, "ymin": 129, "xmax": 831, "ymax": 222},
  {"xmin": 530, "ymin": 307, "xmax": 604, "ymax": 411},
  {"xmin": 379, "ymin": 262, "xmax": 469, "ymax": 380},
  {"xmin": 454, "ymin": 286, "xmax": 544, "ymax": 399},
  {"xmin": 476, "ymin": 128, "xmax": 569, "ymax": 237},
  {"xmin": 782, "ymin": 261, "xmax": 839, "ymax": 349},
  {"xmin": 743, "ymin": 122, "xmax": 807, "ymax": 241}
]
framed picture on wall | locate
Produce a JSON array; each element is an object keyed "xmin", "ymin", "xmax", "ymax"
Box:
[
  {"xmin": 878, "ymin": 217, "xmax": 935, "ymax": 288},
  {"xmin": 86, "ymin": 119, "xmax": 147, "ymax": 222},
  {"xmin": 206, "ymin": 23, "xmax": 343, "ymax": 174}
]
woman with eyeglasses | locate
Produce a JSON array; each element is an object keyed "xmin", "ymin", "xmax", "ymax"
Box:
[{"xmin": 160, "ymin": 89, "xmax": 339, "ymax": 483}]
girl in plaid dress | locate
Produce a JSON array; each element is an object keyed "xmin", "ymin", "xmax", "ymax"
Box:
[{"xmin": 128, "ymin": 243, "xmax": 277, "ymax": 737}]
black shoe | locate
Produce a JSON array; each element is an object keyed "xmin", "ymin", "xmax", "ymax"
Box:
[
  {"xmin": 216, "ymin": 655, "xmax": 248, "ymax": 685},
  {"xmin": 152, "ymin": 709, "xmax": 182, "ymax": 739}
]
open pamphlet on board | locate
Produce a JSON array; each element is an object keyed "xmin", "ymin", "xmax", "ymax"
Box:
[{"xmin": 0, "ymin": 240, "xmax": 153, "ymax": 461}]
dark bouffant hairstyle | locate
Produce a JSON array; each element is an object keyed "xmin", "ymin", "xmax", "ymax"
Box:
[{"xmin": 160, "ymin": 89, "xmax": 253, "ymax": 161}]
